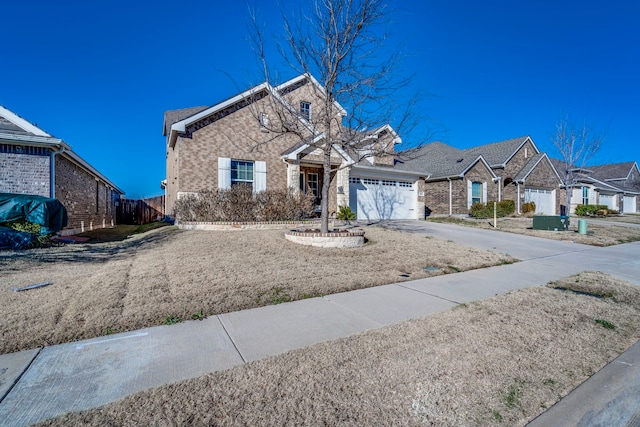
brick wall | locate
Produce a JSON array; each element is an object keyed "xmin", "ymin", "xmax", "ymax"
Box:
[
  {"xmin": 424, "ymin": 161, "xmax": 498, "ymax": 215},
  {"xmin": 166, "ymin": 81, "xmax": 323, "ymax": 215},
  {"xmin": 55, "ymin": 155, "xmax": 116, "ymax": 232},
  {"xmin": 0, "ymin": 150, "xmax": 50, "ymax": 197}
]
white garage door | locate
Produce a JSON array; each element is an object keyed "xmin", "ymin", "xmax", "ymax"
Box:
[
  {"xmin": 524, "ymin": 188, "xmax": 556, "ymax": 215},
  {"xmin": 623, "ymin": 196, "xmax": 637, "ymax": 213},
  {"xmin": 599, "ymin": 194, "xmax": 616, "ymax": 210},
  {"xmin": 349, "ymin": 177, "xmax": 416, "ymax": 220}
]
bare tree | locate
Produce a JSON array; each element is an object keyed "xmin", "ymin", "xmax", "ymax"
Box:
[
  {"xmin": 248, "ymin": 0, "xmax": 420, "ymax": 232},
  {"xmin": 551, "ymin": 114, "xmax": 606, "ymax": 213}
]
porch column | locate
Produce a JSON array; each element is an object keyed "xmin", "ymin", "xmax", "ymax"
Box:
[
  {"xmin": 287, "ymin": 161, "xmax": 300, "ymax": 194},
  {"xmin": 336, "ymin": 165, "xmax": 350, "ymax": 208}
]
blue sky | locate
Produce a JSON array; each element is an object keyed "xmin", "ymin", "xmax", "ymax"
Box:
[{"xmin": 2, "ymin": 1, "xmax": 638, "ymax": 198}]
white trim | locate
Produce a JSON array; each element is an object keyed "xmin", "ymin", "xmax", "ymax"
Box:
[
  {"xmin": 0, "ymin": 105, "xmax": 51, "ymax": 137},
  {"xmin": 255, "ymin": 160, "xmax": 267, "ymax": 192},
  {"xmin": 218, "ymin": 157, "xmax": 231, "ymax": 189}
]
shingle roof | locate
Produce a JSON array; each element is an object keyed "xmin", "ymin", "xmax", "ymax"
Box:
[
  {"xmin": 462, "ymin": 136, "xmax": 531, "ymax": 167},
  {"xmin": 0, "ymin": 116, "xmax": 32, "ymax": 136},
  {"xmin": 588, "ymin": 162, "xmax": 637, "ymax": 181},
  {"xmin": 396, "ymin": 142, "xmax": 481, "ymax": 179},
  {"xmin": 513, "ymin": 153, "xmax": 546, "ymax": 182},
  {"xmin": 163, "ymin": 106, "xmax": 208, "ymax": 136}
]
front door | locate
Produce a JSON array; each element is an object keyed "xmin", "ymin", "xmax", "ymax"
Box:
[{"xmin": 300, "ymin": 168, "xmax": 322, "ymax": 209}]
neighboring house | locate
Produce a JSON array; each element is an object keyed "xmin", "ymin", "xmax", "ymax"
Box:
[
  {"xmin": 550, "ymin": 159, "xmax": 640, "ymax": 214},
  {"xmin": 395, "ymin": 142, "xmax": 498, "ymax": 216},
  {"xmin": 398, "ymin": 136, "xmax": 562, "ymax": 215},
  {"xmin": 0, "ymin": 105, "xmax": 124, "ymax": 234},
  {"xmin": 163, "ymin": 74, "xmax": 424, "ymax": 221}
]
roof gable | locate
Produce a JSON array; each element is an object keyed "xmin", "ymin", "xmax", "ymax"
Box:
[
  {"xmin": 463, "ymin": 136, "xmax": 537, "ymax": 168},
  {"xmin": 513, "ymin": 153, "xmax": 561, "ymax": 183}
]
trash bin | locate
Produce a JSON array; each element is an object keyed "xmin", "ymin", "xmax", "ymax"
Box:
[{"xmin": 578, "ymin": 219, "xmax": 588, "ymax": 235}]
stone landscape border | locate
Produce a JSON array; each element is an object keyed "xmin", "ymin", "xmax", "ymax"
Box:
[
  {"xmin": 285, "ymin": 229, "xmax": 366, "ymax": 248},
  {"xmin": 177, "ymin": 220, "xmax": 326, "ymax": 231}
]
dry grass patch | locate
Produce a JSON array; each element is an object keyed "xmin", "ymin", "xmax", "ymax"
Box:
[
  {"xmin": 0, "ymin": 225, "xmax": 515, "ymax": 354},
  {"xmin": 38, "ymin": 272, "xmax": 640, "ymax": 426},
  {"xmin": 428, "ymin": 216, "xmax": 640, "ymax": 246}
]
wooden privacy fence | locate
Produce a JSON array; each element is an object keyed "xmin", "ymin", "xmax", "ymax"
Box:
[{"xmin": 116, "ymin": 195, "xmax": 165, "ymax": 225}]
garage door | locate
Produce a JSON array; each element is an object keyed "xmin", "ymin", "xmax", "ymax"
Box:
[
  {"xmin": 524, "ymin": 188, "xmax": 555, "ymax": 215},
  {"xmin": 623, "ymin": 196, "xmax": 637, "ymax": 213},
  {"xmin": 599, "ymin": 194, "xmax": 616, "ymax": 210},
  {"xmin": 349, "ymin": 177, "xmax": 416, "ymax": 220}
]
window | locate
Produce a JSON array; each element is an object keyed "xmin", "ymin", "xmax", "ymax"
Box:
[
  {"xmin": 231, "ymin": 160, "xmax": 254, "ymax": 189},
  {"xmin": 382, "ymin": 180, "xmax": 397, "ymax": 186},
  {"xmin": 585, "ymin": 187, "xmax": 591, "ymax": 204},
  {"xmin": 307, "ymin": 173, "xmax": 319, "ymax": 198},
  {"xmin": 398, "ymin": 181, "xmax": 413, "ymax": 188},
  {"xmin": 300, "ymin": 101, "xmax": 311, "ymax": 121},
  {"xmin": 363, "ymin": 178, "xmax": 379, "ymax": 185},
  {"xmin": 472, "ymin": 181, "xmax": 482, "ymax": 204}
]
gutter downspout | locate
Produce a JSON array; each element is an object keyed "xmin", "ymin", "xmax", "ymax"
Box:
[
  {"xmin": 448, "ymin": 178, "xmax": 453, "ymax": 216},
  {"xmin": 497, "ymin": 177, "xmax": 502, "ymax": 201},
  {"xmin": 516, "ymin": 182, "xmax": 521, "ymax": 214},
  {"xmin": 50, "ymin": 146, "xmax": 66, "ymax": 198}
]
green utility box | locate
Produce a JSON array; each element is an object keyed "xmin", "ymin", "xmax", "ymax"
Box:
[{"xmin": 532, "ymin": 215, "xmax": 570, "ymax": 231}]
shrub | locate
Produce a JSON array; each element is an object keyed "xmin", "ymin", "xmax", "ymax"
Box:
[
  {"xmin": 336, "ymin": 205, "xmax": 356, "ymax": 221},
  {"xmin": 173, "ymin": 186, "xmax": 315, "ymax": 222},
  {"xmin": 470, "ymin": 200, "xmax": 515, "ymax": 218},
  {"xmin": 521, "ymin": 201, "xmax": 536, "ymax": 214},
  {"xmin": 575, "ymin": 204, "xmax": 609, "ymax": 216},
  {"xmin": 2, "ymin": 219, "xmax": 41, "ymax": 235}
]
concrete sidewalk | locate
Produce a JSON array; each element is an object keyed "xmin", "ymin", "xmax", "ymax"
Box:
[{"xmin": 1, "ymin": 222, "xmax": 639, "ymax": 426}]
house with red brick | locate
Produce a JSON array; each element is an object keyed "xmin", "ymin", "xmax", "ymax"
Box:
[
  {"xmin": 162, "ymin": 74, "xmax": 425, "ymax": 221},
  {"xmin": 0, "ymin": 105, "xmax": 124, "ymax": 234}
]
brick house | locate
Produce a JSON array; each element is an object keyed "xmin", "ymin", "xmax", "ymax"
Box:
[
  {"xmin": 550, "ymin": 159, "xmax": 640, "ymax": 214},
  {"xmin": 395, "ymin": 142, "xmax": 498, "ymax": 215},
  {"xmin": 163, "ymin": 74, "xmax": 424, "ymax": 221},
  {"xmin": 398, "ymin": 136, "xmax": 562, "ymax": 215},
  {"xmin": 0, "ymin": 105, "xmax": 124, "ymax": 234}
]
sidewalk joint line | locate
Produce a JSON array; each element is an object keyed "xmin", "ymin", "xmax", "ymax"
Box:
[
  {"xmin": 397, "ymin": 284, "xmax": 462, "ymax": 305},
  {"xmin": 0, "ymin": 347, "xmax": 43, "ymax": 405},
  {"xmin": 217, "ymin": 315, "xmax": 247, "ymax": 364}
]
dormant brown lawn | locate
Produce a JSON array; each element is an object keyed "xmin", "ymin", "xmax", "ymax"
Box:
[
  {"xmin": 0, "ymin": 225, "xmax": 515, "ymax": 354},
  {"xmin": 38, "ymin": 272, "xmax": 640, "ymax": 427}
]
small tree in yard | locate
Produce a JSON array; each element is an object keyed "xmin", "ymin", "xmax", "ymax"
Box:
[
  {"xmin": 248, "ymin": 0, "xmax": 421, "ymax": 233},
  {"xmin": 551, "ymin": 114, "xmax": 606, "ymax": 214}
]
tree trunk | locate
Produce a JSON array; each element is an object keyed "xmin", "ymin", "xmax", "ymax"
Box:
[{"xmin": 320, "ymin": 145, "xmax": 332, "ymax": 233}]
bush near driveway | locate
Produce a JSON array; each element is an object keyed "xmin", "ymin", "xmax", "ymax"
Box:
[{"xmin": 0, "ymin": 225, "xmax": 516, "ymax": 354}]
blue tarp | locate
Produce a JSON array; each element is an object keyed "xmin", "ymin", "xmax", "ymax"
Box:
[
  {"xmin": 0, "ymin": 226, "xmax": 38, "ymax": 250},
  {"xmin": 0, "ymin": 193, "xmax": 68, "ymax": 235}
]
